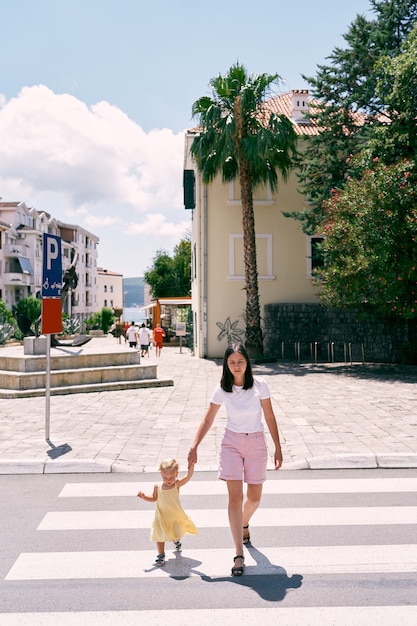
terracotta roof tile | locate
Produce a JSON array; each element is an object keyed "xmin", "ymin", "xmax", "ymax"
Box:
[
  {"xmin": 188, "ymin": 90, "xmax": 319, "ymax": 136},
  {"xmin": 188, "ymin": 89, "xmax": 389, "ymax": 138},
  {"xmin": 263, "ymin": 90, "xmax": 319, "ymax": 136}
]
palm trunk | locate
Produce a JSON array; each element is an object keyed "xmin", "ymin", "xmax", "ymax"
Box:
[
  {"xmin": 239, "ymin": 159, "xmax": 263, "ymax": 356},
  {"xmin": 234, "ymin": 95, "xmax": 263, "ymax": 356}
]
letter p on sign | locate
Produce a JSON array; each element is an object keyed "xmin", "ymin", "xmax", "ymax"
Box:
[{"xmin": 46, "ymin": 237, "xmax": 59, "ymax": 270}]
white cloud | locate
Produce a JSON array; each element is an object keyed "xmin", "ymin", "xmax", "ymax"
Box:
[
  {"xmin": 127, "ymin": 213, "xmax": 190, "ymax": 237},
  {"xmin": 83, "ymin": 215, "xmax": 120, "ymax": 227},
  {"xmin": 0, "ymin": 85, "xmax": 185, "ymax": 214},
  {"xmin": 0, "ymin": 85, "xmax": 190, "ymax": 276}
]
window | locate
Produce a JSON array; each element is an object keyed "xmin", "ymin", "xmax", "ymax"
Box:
[
  {"xmin": 104, "ymin": 285, "xmax": 107, "ymax": 292},
  {"xmin": 229, "ymin": 234, "xmax": 274, "ymax": 280},
  {"xmin": 227, "ymin": 180, "xmax": 273, "ymax": 206},
  {"xmin": 110, "ymin": 285, "xmax": 113, "ymax": 293},
  {"xmin": 307, "ymin": 236, "xmax": 325, "ymax": 278}
]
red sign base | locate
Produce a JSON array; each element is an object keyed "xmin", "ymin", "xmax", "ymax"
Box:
[{"xmin": 41, "ymin": 298, "xmax": 62, "ymax": 335}]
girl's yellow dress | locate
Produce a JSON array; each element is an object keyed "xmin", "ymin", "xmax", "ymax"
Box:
[{"xmin": 150, "ymin": 482, "xmax": 198, "ymax": 542}]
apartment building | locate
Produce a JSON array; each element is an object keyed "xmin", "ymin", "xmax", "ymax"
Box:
[{"xmin": 0, "ymin": 201, "xmax": 100, "ymax": 324}]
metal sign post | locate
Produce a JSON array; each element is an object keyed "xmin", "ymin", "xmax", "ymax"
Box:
[
  {"xmin": 45, "ymin": 333, "xmax": 51, "ymax": 441},
  {"xmin": 176, "ymin": 321, "xmax": 186, "ymax": 354},
  {"xmin": 42, "ymin": 234, "xmax": 63, "ymax": 444}
]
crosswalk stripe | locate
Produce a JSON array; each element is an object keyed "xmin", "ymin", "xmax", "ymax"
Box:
[
  {"xmin": 58, "ymin": 477, "xmax": 417, "ymax": 498},
  {"xmin": 5, "ymin": 544, "xmax": 417, "ymax": 580},
  {"xmin": 1, "ymin": 606, "xmax": 417, "ymax": 626},
  {"xmin": 37, "ymin": 505, "xmax": 417, "ymax": 530}
]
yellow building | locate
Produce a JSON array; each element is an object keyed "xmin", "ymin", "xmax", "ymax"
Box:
[{"xmin": 184, "ymin": 90, "xmax": 321, "ymax": 358}]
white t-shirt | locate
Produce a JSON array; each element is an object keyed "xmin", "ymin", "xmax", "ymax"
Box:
[
  {"xmin": 210, "ymin": 376, "xmax": 270, "ymax": 433},
  {"xmin": 126, "ymin": 325, "xmax": 138, "ymax": 342},
  {"xmin": 138, "ymin": 327, "xmax": 151, "ymax": 345}
]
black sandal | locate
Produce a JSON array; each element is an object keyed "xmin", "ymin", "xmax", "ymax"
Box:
[
  {"xmin": 243, "ymin": 524, "xmax": 250, "ymax": 545},
  {"xmin": 231, "ymin": 554, "xmax": 245, "ymax": 576}
]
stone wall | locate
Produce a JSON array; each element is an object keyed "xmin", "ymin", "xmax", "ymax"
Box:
[{"xmin": 263, "ymin": 303, "xmax": 410, "ymax": 363}]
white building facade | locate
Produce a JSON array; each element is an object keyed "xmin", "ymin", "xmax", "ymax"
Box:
[
  {"xmin": 0, "ymin": 201, "xmax": 101, "ymax": 325},
  {"xmin": 97, "ymin": 268, "xmax": 124, "ymax": 312}
]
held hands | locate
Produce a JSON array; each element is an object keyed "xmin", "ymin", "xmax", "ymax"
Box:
[{"xmin": 187, "ymin": 447, "xmax": 197, "ymax": 468}]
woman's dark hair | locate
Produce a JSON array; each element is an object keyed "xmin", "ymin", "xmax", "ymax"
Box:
[{"xmin": 220, "ymin": 343, "xmax": 254, "ymax": 392}]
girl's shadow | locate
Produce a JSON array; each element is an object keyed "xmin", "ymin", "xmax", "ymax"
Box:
[
  {"xmin": 200, "ymin": 545, "xmax": 303, "ymax": 602},
  {"xmin": 144, "ymin": 551, "xmax": 205, "ymax": 580}
]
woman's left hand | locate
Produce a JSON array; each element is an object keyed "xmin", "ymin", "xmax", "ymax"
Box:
[{"xmin": 274, "ymin": 448, "xmax": 283, "ymax": 470}]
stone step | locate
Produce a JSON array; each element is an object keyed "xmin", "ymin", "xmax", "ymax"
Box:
[
  {"xmin": 0, "ymin": 363, "xmax": 159, "ymax": 391},
  {"xmin": 0, "ymin": 350, "xmax": 140, "ymax": 373},
  {"xmin": 0, "ymin": 377, "xmax": 173, "ymax": 398},
  {"xmin": 0, "ymin": 338, "xmax": 173, "ymax": 397}
]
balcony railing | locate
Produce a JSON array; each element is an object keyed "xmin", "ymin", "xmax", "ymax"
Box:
[
  {"xmin": 2, "ymin": 273, "xmax": 31, "ymax": 286},
  {"xmin": 3, "ymin": 244, "xmax": 27, "ymax": 257}
]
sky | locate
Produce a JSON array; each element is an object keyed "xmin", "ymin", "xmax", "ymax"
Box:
[{"xmin": 0, "ymin": 0, "xmax": 373, "ymax": 278}]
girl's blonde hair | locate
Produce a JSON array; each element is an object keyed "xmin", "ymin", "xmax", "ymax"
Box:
[{"xmin": 159, "ymin": 457, "xmax": 179, "ymax": 472}]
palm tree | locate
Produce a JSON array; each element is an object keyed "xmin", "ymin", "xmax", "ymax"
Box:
[{"xmin": 190, "ymin": 62, "xmax": 297, "ymax": 355}]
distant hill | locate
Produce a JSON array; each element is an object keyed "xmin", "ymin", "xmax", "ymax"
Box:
[{"xmin": 123, "ymin": 277, "xmax": 145, "ymax": 307}]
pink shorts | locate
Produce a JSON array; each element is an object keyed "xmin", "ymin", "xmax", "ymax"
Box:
[{"xmin": 218, "ymin": 429, "xmax": 268, "ymax": 484}]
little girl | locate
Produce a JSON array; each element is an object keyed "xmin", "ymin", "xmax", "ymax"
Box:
[{"xmin": 137, "ymin": 457, "xmax": 198, "ymax": 566}]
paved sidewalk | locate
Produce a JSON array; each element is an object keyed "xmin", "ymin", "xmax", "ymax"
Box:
[{"xmin": 1, "ymin": 336, "xmax": 417, "ymax": 473}]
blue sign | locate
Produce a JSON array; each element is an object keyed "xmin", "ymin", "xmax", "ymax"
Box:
[{"xmin": 42, "ymin": 234, "xmax": 62, "ymax": 298}]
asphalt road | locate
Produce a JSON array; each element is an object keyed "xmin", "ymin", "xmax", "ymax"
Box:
[{"xmin": 1, "ymin": 469, "xmax": 416, "ymax": 624}]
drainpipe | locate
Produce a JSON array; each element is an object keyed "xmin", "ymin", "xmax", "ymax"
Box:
[{"xmin": 203, "ymin": 184, "xmax": 208, "ymax": 358}]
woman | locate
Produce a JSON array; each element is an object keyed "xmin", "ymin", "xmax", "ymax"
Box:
[{"xmin": 187, "ymin": 343, "xmax": 282, "ymax": 576}]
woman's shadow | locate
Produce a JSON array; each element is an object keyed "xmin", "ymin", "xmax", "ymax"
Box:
[
  {"xmin": 200, "ymin": 545, "xmax": 303, "ymax": 602},
  {"xmin": 145, "ymin": 546, "xmax": 303, "ymax": 602}
]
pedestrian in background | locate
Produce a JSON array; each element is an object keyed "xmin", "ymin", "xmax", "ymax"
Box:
[
  {"xmin": 138, "ymin": 322, "xmax": 151, "ymax": 357},
  {"xmin": 153, "ymin": 323, "xmax": 166, "ymax": 357},
  {"xmin": 126, "ymin": 321, "xmax": 139, "ymax": 348},
  {"xmin": 137, "ymin": 457, "xmax": 198, "ymax": 567},
  {"xmin": 188, "ymin": 342, "xmax": 283, "ymax": 577}
]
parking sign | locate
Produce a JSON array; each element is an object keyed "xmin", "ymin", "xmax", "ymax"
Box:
[{"xmin": 42, "ymin": 234, "xmax": 62, "ymax": 298}]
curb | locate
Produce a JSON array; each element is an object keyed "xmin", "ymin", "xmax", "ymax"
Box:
[{"xmin": 1, "ymin": 453, "xmax": 417, "ymax": 475}]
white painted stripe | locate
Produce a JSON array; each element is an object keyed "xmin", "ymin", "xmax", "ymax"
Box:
[
  {"xmin": 1, "ymin": 607, "xmax": 417, "ymax": 626},
  {"xmin": 58, "ymin": 477, "xmax": 417, "ymax": 498},
  {"xmin": 5, "ymin": 544, "xmax": 417, "ymax": 580},
  {"xmin": 37, "ymin": 506, "xmax": 417, "ymax": 530}
]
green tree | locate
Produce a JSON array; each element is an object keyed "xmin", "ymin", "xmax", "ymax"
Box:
[
  {"xmin": 311, "ymin": 22, "xmax": 417, "ymax": 313},
  {"xmin": 0, "ymin": 299, "xmax": 16, "ymax": 344},
  {"xmin": 12, "ymin": 296, "xmax": 42, "ymax": 335},
  {"xmin": 85, "ymin": 307, "xmax": 114, "ymax": 333},
  {"xmin": 101, "ymin": 307, "xmax": 114, "ymax": 334},
  {"xmin": 369, "ymin": 24, "xmax": 417, "ymax": 162},
  {"xmin": 144, "ymin": 237, "xmax": 191, "ymax": 298},
  {"xmin": 0, "ymin": 299, "xmax": 14, "ymax": 325},
  {"xmin": 190, "ymin": 62, "xmax": 297, "ymax": 355},
  {"xmin": 172, "ymin": 238, "xmax": 192, "ymax": 295},
  {"xmin": 294, "ymin": 0, "xmax": 417, "ymax": 234},
  {"xmin": 315, "ymin": 157, "xmax": 417, "ymax": 320}
]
